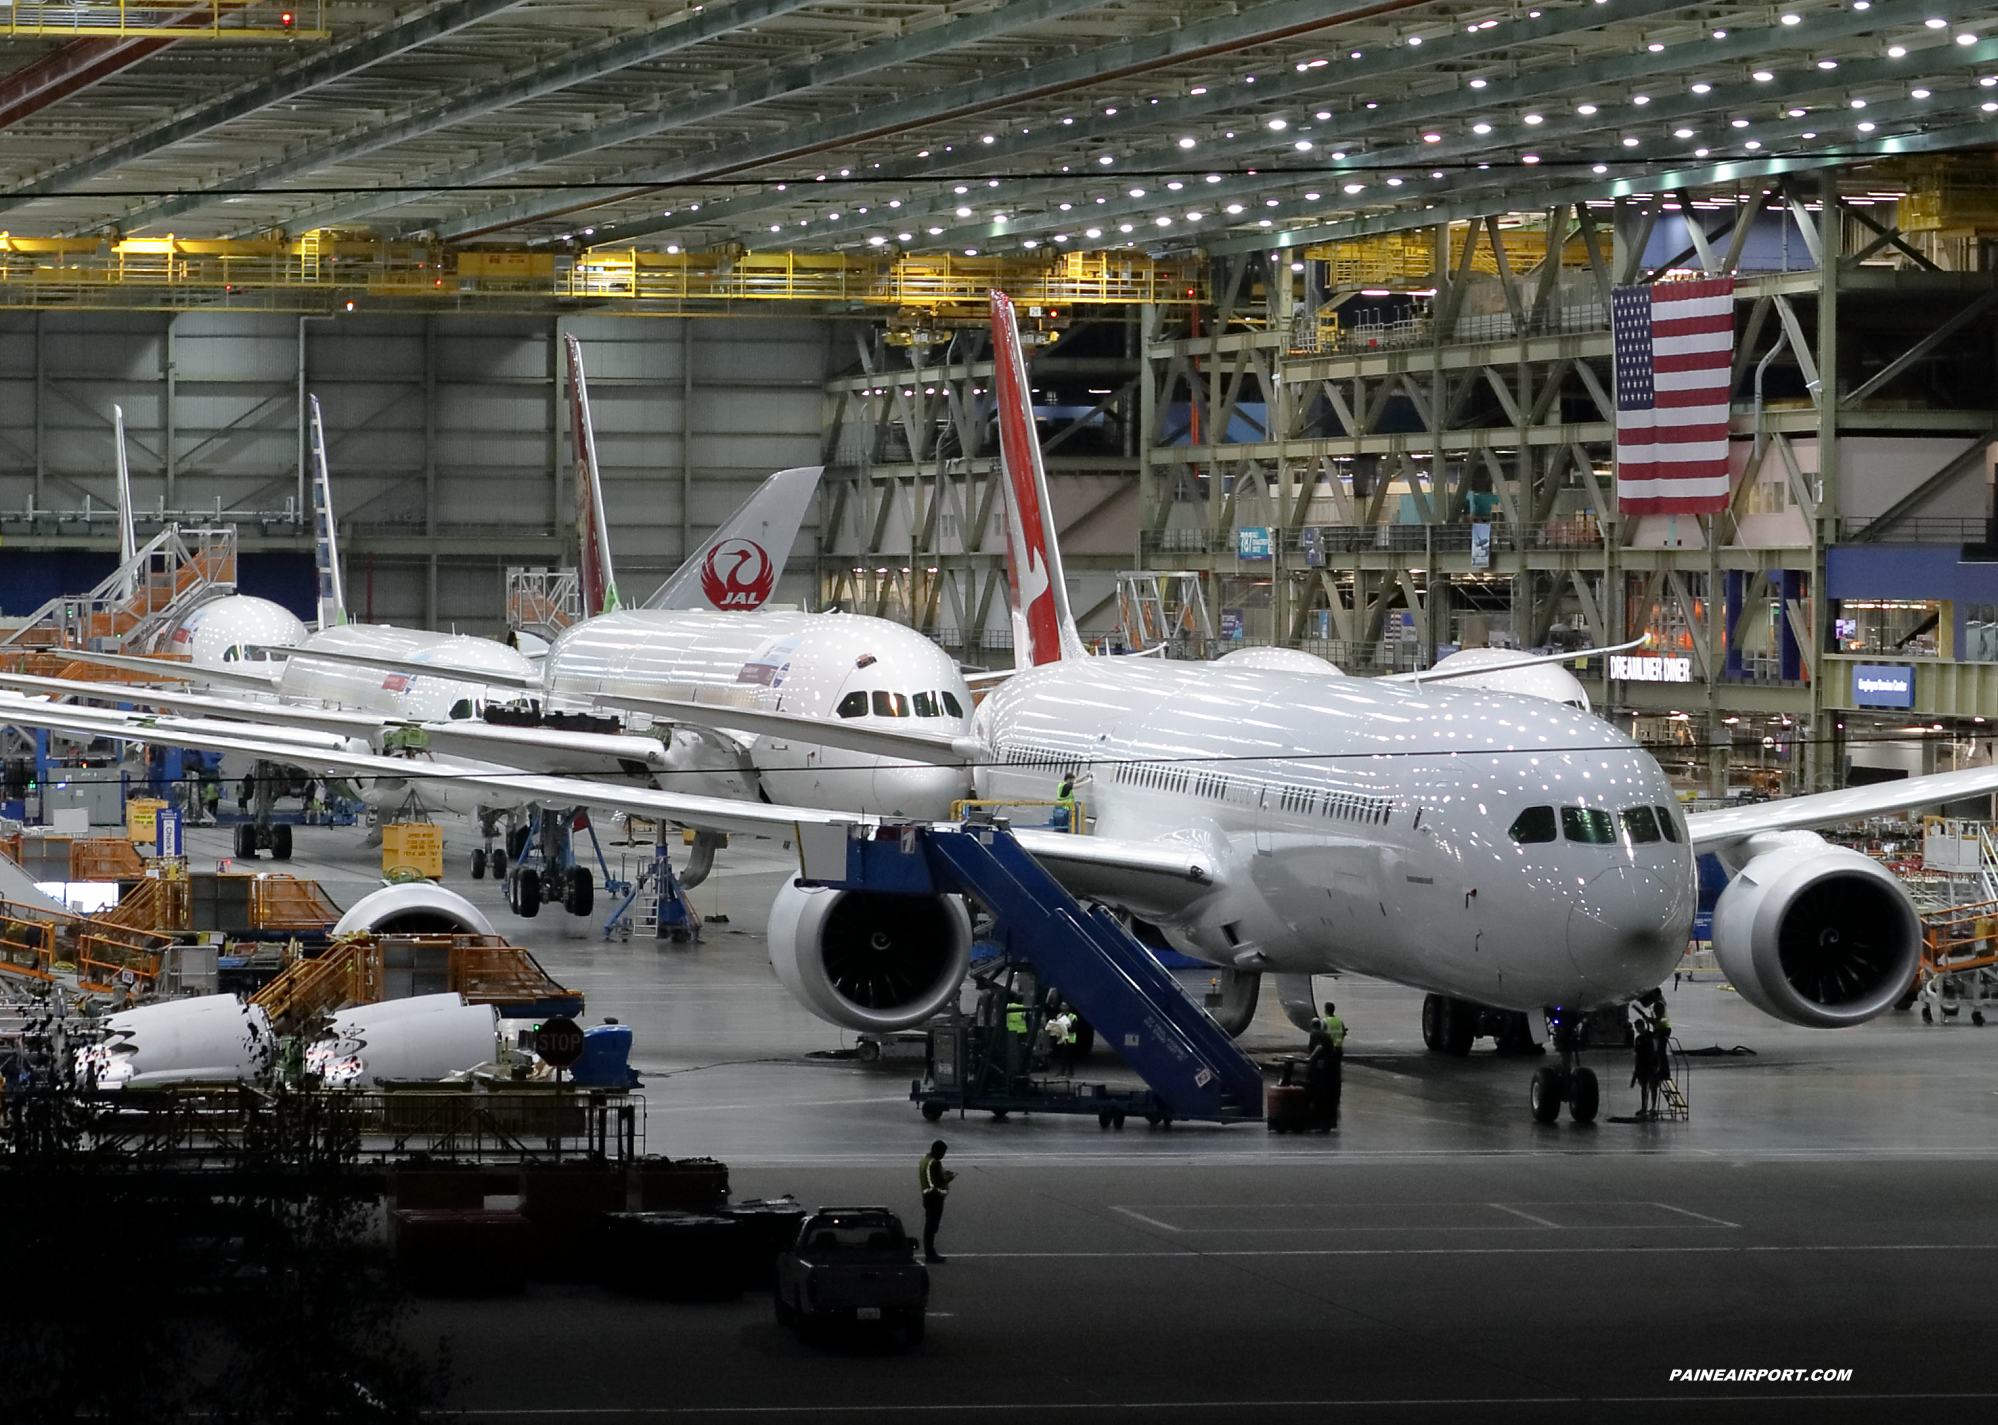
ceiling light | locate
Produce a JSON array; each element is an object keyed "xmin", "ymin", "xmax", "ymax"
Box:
[
  {"xmin": 1155, "ymin": 216, "xmax": 1172, "ymax": 226},
  {"xmin": 665, "ymin": 244, "xmax": 679, "ymax": 253},
  {"xmin": 1178, "ymin": 137, "xmax": 1197, "ymax": 148},
  {"xmin": 1621, "ymin": 136, "xmax": 1639, "ymax": 146},
  {"xmin": 1577, "ymin": 103, "xmax": 1599, "ymax": 114},
  {"xmin": 1167, "ymin": 181, "xmax": 1184, "ymax": 190},
  {"xmin": 1522, "ymin": 154, "xmax": 1541, "ymax": 163},
  {"xmin": 1732, "ymin": 118, "xmax": 1750, "ymax": 127},
  {"xmin": 1524, "ymin": 113, "xmax": 1545, "ymax": 124},
  {"xmin": 1315, "ymin": 111, "xmax": 1332, "ymax": 120},
  {"xmin": 1473, "ymin": 122, "xmax": 1493, "ymax": 134},
  {"xmin": 1925, "ymin": 17, "xmax": 1947, "ymax": 28},
  {"xmin": 1911, "ymin": 88, "xmax": 1931, "ymax": 97},
  {"xmin": 1632, "ymin": 94, "xmax": 1651, "ymax": 105},
  {"xmin": 964, "ymin": 248, "xmax": 977, "ymax": 256},
  {"xmin": 1304, "ymin": 191, "xmax": 1321, "ymax": 200},
  {"xmin": 1267, "ymin": 117, "xmax": 1289, "ymax": 130},
  {"xmin": 1118, "ymin": 223, "xmax": 1134, "ymax": 232},
  {"xmin": 1712, "ymin": 29, "xmax": 1726, "ymax": 38},
  {"xmin": 1423, "ymin": 132, "xmax": 1443, "ymax": 142},
  {"xmin": 1225, "ymin": 203, "xmax": 1244, "ymax": 214},
  {"xmin": 1691, "ymin": 83, "xmax": 1712, "ymax": 94},
  {"xmin": 889, "ymin": 199, "xmax": 901, "ymax": 207},
  {"xmin": 1189, "ymin": 86, "xmax": 1207, "ymax": 96},
  {"xmin": 1294, "ymin": 140, "xmax": 1314, "ymax": 150},
  {"xmin": 1265, "ymin": 198, "xmax": 1279, "ymax": 206},
  {"xmin": 1695, "ymin": 146, "xmax": 1710, "ymax": 155},
  {"xmin": 1752, "ymin": 71, "xmax": 1774, "ymax": 82},
  {"xmin": 1780, "ymin": 12, "xmax": 1801, "ymax": 24},
  {"xmin": 1205, "ymin": 173, "xmax": 1221, "ymax": 183},
  {"xmin": 1744, "ymin": 139, "xmax": 1762, "ymax": 148},
  {"xmin": 1099, "ymin": 155, "xmax": 1114, "ymax": 165},
  {"xmin": 897, "ymin": 232, "xmax": 913, "ymax": 240},
  {"xmin": 1592, "ymin": 163, "xmax": 1608, "ymax": 173},
  {"xmin": 927, "ymin": 226, "xmax": 943, "ymax": 234},
  {"xmin": 1127, "ymin": 187, "xmax": 1146, "ymax": 197},
  {"xmin": 1470, "ymin": 78, "xmax": 1488, "ymax": 88},
  {"xmin": 1085, "ymin": 227, "xmax": 1102, "ymax": 237},
  {"xmin": 956, "ymin": 206, "xmax": 972, "ymax": 217},
  {"xmin": 1431, "ymin": 170, "xmax": 1444, "ymax": 177},
  {"xmin": 1053, "ymin": 233, "xmax": 1069, "ymax": 242},
  {"xmin": 1888, "ymin": 45, "xmax": 1907, "ymax": 57},
  {"xmin": 1343, "ymin": 182, "xmax": 1364, "ymax": 193},
  {"xmin": 1387, "ymin": 177, "xmax": 1403, "ymax": 186},
  {"xmin": 1675, "ymin": 127, "xmax": 1695, "ymax": 137},
  {"xmin": 868, "ymin": 235, "xmax": 885, "ymax": 246},
  {"xmin": 1186, "ymin": 211, "xmax": 1203, "ymax": 221},
  {"xmin": 1856, "ymin": 121, "xmax": 1875, "ymax": 130},
  {"xmin": 1104, "ymin": 106, "xmax": 1117, "ymax": 114},
  {"xmin": 1789, "ymin": 107, "xmax": 1808, "ymax": 116},
  {"xmin": 1059, "ymin": 202, "xmax": 1072, "ymax": 211},
  {"xmin": 1959, "ymin": 32, "xmax": 1979, "ymax": 44},
  {"xmin": 1851, "ymin": 97, "xmax": 1867, "ymax": 108}
]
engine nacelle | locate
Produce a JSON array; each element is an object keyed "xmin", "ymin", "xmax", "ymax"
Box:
[
  {"xmin": 1712, "ymin": 832, "xmax": 1922, "ymax": 1028},
  {"xmin": 767, "ymin": 880, "xmax": 972, "ymax": 1032},
  {"xmin": 78, "ymin": 994, "xmax": 275, "ymax": 1087},
  {"xmin": 333, "ymin": 883, "xmax": 495, "ymax": 937},
  {"xmin": 306, "ymin": 994, "xmax": 499, "ymax": 1086}
]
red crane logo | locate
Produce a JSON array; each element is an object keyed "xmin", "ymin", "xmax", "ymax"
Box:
[{"xmin": 700, "ymin": 539, "xmax": 776, "ymax": 610}]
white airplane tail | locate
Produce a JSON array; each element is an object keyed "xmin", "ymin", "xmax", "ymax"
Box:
[
  {"xmin": 644, "ymin": 465, "xmax": 823, "ymax": 611},
  {"xmin": 307, "ymin": 395, "xmax": 347, "ymax": 630},
  {"xmin": 566, "ymin": 334, "xmax": 620, "ymax": 617},
  {"xmin": 113, "ymin": 404, "xmax": 136, "ymax": 569},
  {"xmin": 990, "ymin": 290, "xmax": 1085, "ymax": 666}
]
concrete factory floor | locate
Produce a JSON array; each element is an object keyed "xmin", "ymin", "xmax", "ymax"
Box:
[{"xmin": 207, "ymin": 822, "xmax": 1998, "ymax": 1424}]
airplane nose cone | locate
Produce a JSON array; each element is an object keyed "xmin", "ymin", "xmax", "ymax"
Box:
[
  {"xmin": 871, "ymin": 762, "xmax": 971, "ymax": 820},
  {"xmin": 1566, "ymin": 864, "xmax": 1693, "ymax": 995}
]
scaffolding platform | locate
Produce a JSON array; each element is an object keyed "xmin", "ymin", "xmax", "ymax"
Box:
[{"xmin": 803, "ymin": 823, "xmax": 1263, "ymax": 1126}]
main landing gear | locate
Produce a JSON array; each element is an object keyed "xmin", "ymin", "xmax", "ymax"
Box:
[
  {"xmin": 1527, "ymin": 1008, "xmax": 1598, "ymax": 1125},
  {"xmin": 503, "ymin": 809, "xmax": 595, "ymax": 919}
]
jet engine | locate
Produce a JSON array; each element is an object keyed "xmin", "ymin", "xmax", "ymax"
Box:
[
  {"xmin": 78, "ymin": 994, "xmax": 275, "ymax": 1087},
  {"xmin": 1711, "ymin": 831, "xmax": 1922, "ymax": 1028},
  {"xmin": 766, "ymin": 881, "xmax": 972, "ymax": 1032},
  {"xmin": 333, "ymin": 883, "xmax": 495, "ymax": 937},
  {"xmin": 306, "ymin": 994, "xmax": 500, "ymax": 1086}
]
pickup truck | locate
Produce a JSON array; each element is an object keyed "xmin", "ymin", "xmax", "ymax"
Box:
[{"xmin": 773, "ymin": 1206, "xmax": 930, "ymax": 1344}]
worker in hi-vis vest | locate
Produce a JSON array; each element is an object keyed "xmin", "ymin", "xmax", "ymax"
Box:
[{"xmin": 918, "ymin": 1139, "xmax": 955, "ymax": 1264}]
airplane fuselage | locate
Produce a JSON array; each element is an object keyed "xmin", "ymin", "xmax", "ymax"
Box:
[{"xmin": 973, "ymin": 659, "xmax": 1695, "ymax": 1012}]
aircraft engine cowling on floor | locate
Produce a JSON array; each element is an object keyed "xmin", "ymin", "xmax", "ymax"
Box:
[
  {"xmin": 766, "ymin": 881, "xmax": 972, "ymax": 1032},
  {"xmin": 332, "ymin": 883, "xmax": 496, "ymax": 937},
  {"xmin": 1711, "ymin": 831, "xmax": 1923, "ymax": 1028}
]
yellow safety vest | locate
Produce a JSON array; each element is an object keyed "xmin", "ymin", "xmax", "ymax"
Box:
[
  {"xmin": 919, "ymin": 1155, "xmax": 949, "ymax": 1195},
  {"xmin": 1319, "ymin": 1015, "xmax": 1347, "ymax": 1049},
  {"xmin": 1006, "ymin": 1005, "xmax": 1028, "ymax": 1034}
]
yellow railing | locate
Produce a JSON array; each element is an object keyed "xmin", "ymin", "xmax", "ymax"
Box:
[{"xmin": 1, "ymin": 1, "xmax": 327, "ymax": 40}]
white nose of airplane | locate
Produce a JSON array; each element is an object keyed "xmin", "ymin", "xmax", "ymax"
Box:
[
  {"xmin": 1566, "ymin": 863, "xmax": 1695, "ymax": 997},
  {"xmin": 871, "ymin": 761, "xmax": 971, "ymax": 821}
]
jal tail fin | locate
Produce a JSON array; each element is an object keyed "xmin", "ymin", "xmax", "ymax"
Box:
[
  {"xmin": 113, "ymin": 404, "xmax": 136, "ymax": 568},
  {"xmin": 990, "ymin": 290, "xmax": 1085, "ymax": 665},
  {"xmin": 307, "ymin": 396, "xmax": 347, "ymax": 630},
  {"xmin": 644, "ymin": 465, "xmax": 823, "ymax": 611},
  {"xmin": 566, "ymin": 334, "xmax": 620, "ymax": 617}
]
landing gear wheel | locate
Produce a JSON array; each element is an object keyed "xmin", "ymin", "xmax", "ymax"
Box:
[
  {"xmin": 1440, "ymin": 997, "xmax": 1475, "ymax": 1056},
  {"xmin": 1421, "ymin": 993, "xmax": 1446, "ymax": 1051},
  {"xmin": 233, "ymin": 823, "xmax": 256, "ymax": 859},
  {"xmin": 270, "ymin": 824, "xmax": 292, "ymax": 861},
  {"xmin": 1529, "ymin": 1067, "xmax": 1564, "ymax": 1123},
  {"xmin": 565, "ymin": 866, "xmax": 594, "ymax": 917},
  {"xmin": 471, "ymin": 847, "xmax": 487, "ymax": 880},
  {"xmin": 1099, "ymin": 1110, "xmax": 1115, "ymax": 1129},
  {"xmin": 921, "ymin": 1100, "xmax": 945, "ymax": 1122},
  {"xmin": 511, "ymin": 872, "xmax": 541, "ymax": 918},
  {"xmin": 490, "ymin": 849, "xmax": 507, "ymax": 880},
  {"xmin": 1568, "ymin": 1066, "xmax": 1599, "ymax": 1124}
]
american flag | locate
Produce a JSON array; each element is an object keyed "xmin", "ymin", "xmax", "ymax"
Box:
[{"xmin": 1612, "ymin": 277, "xmax": 1735, "ymax": 514}]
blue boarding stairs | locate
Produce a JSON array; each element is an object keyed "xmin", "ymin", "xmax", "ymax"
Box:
[{"xmin": 799, "ymin": 823, "xmax": 1264, "ymax": 1126}]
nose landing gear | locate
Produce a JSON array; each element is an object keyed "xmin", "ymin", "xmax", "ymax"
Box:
[{"xmin": 1528, "ymin": 1010, "xmax": 1599, "ymax": 1124}]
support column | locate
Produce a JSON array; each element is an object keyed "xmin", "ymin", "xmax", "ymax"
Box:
[
  {"xmin": 163, "ymin": 314, "xmax": 178, "ymax": 509},
  {"xmin": 683, "ymin": 317, "xmax": 696, "ymax": 564},
  {"xmin": 1811, "ymin": 175, "xmax": 1841, "ymax": 792},
  {"xmin": 424, "ymin": 316, "xmax": 438, "ymax": 630}
]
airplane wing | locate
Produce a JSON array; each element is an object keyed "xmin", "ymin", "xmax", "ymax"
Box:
[
  {"xmin": 595, "ymin": 694, "xmax": 977, "ymax": 766},
  {"xmin": 0, "ymin": 670, "xmax": 394, "ymax": 739},
  {"xmin": 417, "ymin": 722, "xmax": 673, "ymax": 780},
  {"xmin": 45, "ymin": 649, "xmax": 284, "ymax": 691},
  {"xmin": 962, "ymin": 668, "xmax": 1018, "ymax": 689},
  {"xmin": 0, "ymin": 695, "xmax": 863, "ymax": 842},
  {"xmin": 249, "ymin": 644, "xmax": 542, "ymax": 691},
  {"xmin": 1380, "ymin": 636, "xmax": 1647, "ymax": 685},
  {"xmin": 1010, "ymin": 827, "xmax": 1218, "ymax": 921},
  {"xmin": 1686, "ymin": 764, "xmax": 1998, "ymax": 852}
]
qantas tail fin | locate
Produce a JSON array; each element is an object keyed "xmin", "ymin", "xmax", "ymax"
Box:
[
  {"xmin": 307, "ymin": 395, "xmax": 346, "ymax": 630},
  {"xmin": 112, "ymin": 404, "xmax": 136, "ymax": 569},
  {"xmin": 644, "ymin": 465, "xmax": 823, "ymax": 612},
  {"xmin": 990, "ymin": 291, "xmax": 1085, "ymax": 665},
  {"xmin": 566, "ymin": 334, "xmax": 620, "ymax": 617}
]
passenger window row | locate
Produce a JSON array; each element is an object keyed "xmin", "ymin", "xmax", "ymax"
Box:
[
  {"xmin": 1508, "ymin": 803, "xmax": 1683, "ymax": 846},
  {"xmin": 835, "ymin": 689, "xmax": 964, "ymax": 719},
  {"xmin": 1112, "ymin": 763, "xmax": 1391, "ymax": 824}
]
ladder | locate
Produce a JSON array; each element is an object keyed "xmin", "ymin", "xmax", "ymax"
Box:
[
  {"xmin": 807, "ymin": 823, "xmax": 1264, "ymax": 1123},
  {"xmin": 1656, "ymin": 1038, "xmax": 1690, "ymax": 1122}
]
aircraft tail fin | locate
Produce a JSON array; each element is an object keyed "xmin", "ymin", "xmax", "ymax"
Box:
[
  {"xmin": 566, "ymin": 334, "xmax": 620, "ymax": 617},
  {"xmin": 644, "ymin": 465, "xmax": 823, "ymax": 611},
  {"xmin": 990, "ymin": 290, "xmax": 1085, "ymax": 666},
  {"xmin": 113, "ymin": 404, "xmax": 136, "ymax": 569},
  {"xmin": 308, "ymin": 396, "xmax": 347, "ymax": 630}
]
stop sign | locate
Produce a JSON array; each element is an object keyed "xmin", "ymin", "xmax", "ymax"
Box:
[{"xmin": 536, "ymin": 1016, "xmax": 586, "ymax": 1069}]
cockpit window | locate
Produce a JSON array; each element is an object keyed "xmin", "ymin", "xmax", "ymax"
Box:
[
  {"xmin": 1654, "ymin": 804, "xmax": 1684, "ymax": 843},
  {"xmin": 1561, "ymin": 806, "xmax": 1617, "ymax": 844},
  {"xmin": 1508, "ymin": 806, "xmax": 1557, "ymax": 844},
  {"xmin": 871, "ymin": 690, "xmax": 909, "ymax": 718},
  {"xmin": 836, "ymin": 691, "xmax": 868, "ymax": 718},
  {"xmin": 942, "ymin": 691, "xmax": 964, "ymax": 719},
  {"xmin": 1619, "ymin": 806, "xmax": 1661, "ymax": 843},
  {"xmin": 913, "ymin": 692, "xmax": 938, "ymax": 718}
]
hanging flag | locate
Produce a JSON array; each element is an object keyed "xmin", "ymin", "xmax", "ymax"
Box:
[{"xmin": 1612, "ymin": 277, "xmax": 1735, "ymax": 514}]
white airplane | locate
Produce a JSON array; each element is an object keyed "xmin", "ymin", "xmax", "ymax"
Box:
[{"xmin": 9, "ymin": 295, "xmax": 1975, "ymax": 1124}]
